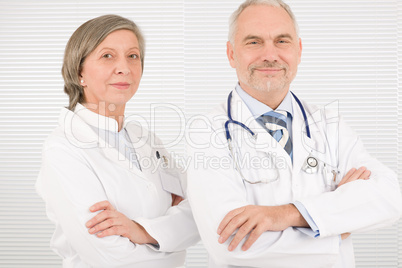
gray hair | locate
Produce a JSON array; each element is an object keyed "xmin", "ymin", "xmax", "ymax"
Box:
[
  {"xmin": 62, "ymin": 14, "xmax": 145, "ymax": 110},
  {"xmin": 228, "ymin": 0, "xmax": 299, "ymax": 44}
]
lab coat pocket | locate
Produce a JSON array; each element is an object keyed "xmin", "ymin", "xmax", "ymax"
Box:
[
  {"xmin": 323, "ymin": 168, "xmax": 339, "ymax": 191},
  {"xmin": 159, "ymin": 168, "xmax": 184, "ymax": 197}
]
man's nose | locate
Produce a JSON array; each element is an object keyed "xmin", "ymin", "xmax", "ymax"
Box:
[{"xmin": 260, "ymin": 43, "xmax": 279, "ymax": 62}]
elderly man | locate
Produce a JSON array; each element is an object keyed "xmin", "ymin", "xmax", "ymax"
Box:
[{"xmin": 186, "ymin": 0, "xmax": 402, "ymax": 267}]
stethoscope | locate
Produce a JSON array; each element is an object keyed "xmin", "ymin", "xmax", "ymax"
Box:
[{"xmin": 225, "ymin": 91, "xmax": 319, "ymax": 184}]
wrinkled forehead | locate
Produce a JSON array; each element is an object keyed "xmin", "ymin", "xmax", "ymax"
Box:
[{"xmin": 236, "ymin": 5, "xmax": 298, "ymax": 41}]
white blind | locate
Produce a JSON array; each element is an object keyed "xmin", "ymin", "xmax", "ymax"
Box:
[
  {"xmin": 0, "ymin": 0, "xmax": 401, "ymax": 267},
  {"xmin": 397, "ymin": 1, "xmax": 402, "ymax": 267}
]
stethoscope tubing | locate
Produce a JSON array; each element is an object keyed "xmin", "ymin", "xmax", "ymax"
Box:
[{"xmin": 224, "ymin": 90, "xmax": 311, "ymax": 141}]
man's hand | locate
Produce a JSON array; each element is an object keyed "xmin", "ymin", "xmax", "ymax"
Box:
[
  {"xmin": 86, "ymin": 200, "xmax": 157, "ymax": 245},
  {"xmin": 217, "ymin": 167, "xmax": 371, "ymax": 252},
  {"xmin": 217, "ymin": 204, "xmax": 306, "ymax": 251}
]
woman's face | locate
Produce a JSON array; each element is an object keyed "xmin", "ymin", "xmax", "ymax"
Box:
[{"xmin": 80, "ymin": 29, "xmax": 142, "ymax": 112}]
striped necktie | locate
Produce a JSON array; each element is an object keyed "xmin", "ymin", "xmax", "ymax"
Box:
[{"xmin": 258, "ymin": 110, "xmax": 293, "ymax": 159}]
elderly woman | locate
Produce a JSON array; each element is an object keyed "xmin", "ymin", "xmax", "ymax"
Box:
[{"xmin": 36, "ymin": 15, "xmax": 199, "ymax": 267}]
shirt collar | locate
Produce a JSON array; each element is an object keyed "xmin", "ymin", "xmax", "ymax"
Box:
[
  {"xmin": 235, "ymin": 83, "xmax": 293, "ymax": 118},
  {"xmin": 74, "ymin": 103, "xmax": 125, "ymax": 133}
]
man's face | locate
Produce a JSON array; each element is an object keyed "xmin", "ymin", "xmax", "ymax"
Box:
[{"xmin": 227, "ymin": 4, "xmax": 302, "ymax": 95}]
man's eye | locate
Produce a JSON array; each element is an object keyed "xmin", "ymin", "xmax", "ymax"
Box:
[{"xmin": 247, "ymin": 41, "xmax": 258, "ymax": 45}]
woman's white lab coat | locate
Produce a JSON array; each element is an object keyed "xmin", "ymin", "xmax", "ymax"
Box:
[
  {"xmin": 36, "ymin": 105, "xmax": 199, "ymax": 268},
  {"xmin": 187, "ymin": 90, "xmax": 402, "ymax": 268}
]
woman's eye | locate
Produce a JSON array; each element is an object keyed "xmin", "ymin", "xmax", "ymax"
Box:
[
  {"xmin": 102, "ymin": 54, "xmax": 112, "ymax": 58},
  {"xmin": 129, "ymin": 54, "xmax": 139, "ymax": 59}
]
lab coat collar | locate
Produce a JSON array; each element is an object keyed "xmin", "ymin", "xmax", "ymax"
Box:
[
  {"xmin": 74, "ymin": 103, "xmax": 129, "ymax": 133},
  {"xmin": 58, "ymin": 106, "xmax": 150, "ymax": 180},
  {"xmin": 235, "ymin": 83, "xmax": 294, "ymax": 119},
  {"xmin": 228, "ymin": 89, "xmax": 326, "ymax": 173},
  {"xmin": 229, "ymin": 90, "xmax": 293, "ymax": 169}
]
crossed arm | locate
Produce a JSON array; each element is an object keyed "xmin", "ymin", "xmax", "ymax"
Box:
[
  {"xmin": 86, "ymin": 194, "xmax": 184, "ymax": 245},
  {"xmin": 218, "ymin": 167, "xmax": 371, "ymax": 251}
]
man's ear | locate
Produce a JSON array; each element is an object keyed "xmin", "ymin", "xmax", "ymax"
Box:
[
  {"xmin": 297, "ymin": 38, "xmax": 302, "ymax": 64},
  {"xmin": 227, "ymin": 41, "xmax": 236, "ymax": 68}
]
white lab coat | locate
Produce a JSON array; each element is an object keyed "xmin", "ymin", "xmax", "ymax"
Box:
[
  {"xmin": 187, "ymin": 90, "xmax": 402, "ymax": 268},
  {"xmin": 36, "ymin": 105, "xmax": 199, "ymax": 268}
]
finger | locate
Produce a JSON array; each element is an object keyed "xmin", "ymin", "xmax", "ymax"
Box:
[
  {"xmin": 217, "ymin": 207, "xmax": 245, "ymax": 235},
  {"xmin": 338, "ymin": 168, "xmax": 356, "ymax": 187},
  {"xmin": 241, "ymin": 226, "xmax": 264, "ymax": 251},
  {"xmin": 96, "ymin": 225, "xmax": 124, "ymax": 238},
  {"xmin": 219, "ymin": 213, "xmax": 248, "ymax": 244},
  {"xmin": 89, "ymin": 217, "xmax": 120, "ymax": 234},
  {"xmin": 358, "ymin": 169, "xmax": 371, "ymax": 180},
  {"xmin": 86, "ymin": 209, "xmax": 115, "ymax": 228},
  {"xmin": 89, "ymin": 200, "xmax": 115, "ymax": 213},
  {"xmin": 341, "ymin": 232, "xmax": 351, "ymax": 240},
  {"xmin": 347, "ymin": 167, "xmax": 367, "ymax": 182},
  {"xmin": 227, "ymin": 221, "xmax": 255, "ymax": 251}
]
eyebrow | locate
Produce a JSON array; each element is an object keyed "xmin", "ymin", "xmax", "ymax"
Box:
[
  {"xmin": 242, "ymin": 35, "xmax": 262, "ymax": 43},
  {"xmin": 98, "ymin": 47, "xmax": 140, "ymax": 53},
  {"xmin": 276, "ymin": 34, "xmax": 293, "ymax": 40},
  {"xmin": 242, "ymin": 33, "xmax": 294, "ymax": 43}
]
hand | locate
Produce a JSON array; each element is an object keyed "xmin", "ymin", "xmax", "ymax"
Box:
[
  {"xmin": 336, "ymin": 167, "xmax": 369, "ymax": 241},
  {"xmin": 341, "ymin": 232, "xmax": 351, "ymax": 240},
  {"xmin": 217, "ymin": 204, "xmax": 306, "ymax": 252},
  {"xmin": 171, "ymin": 193, "xmax": 184, "ymax": 206},
  {"xmin": 86, "ymin": 200, "xmax": 157, "ymax": 245},
  {"xmin": 338, "ymin": 166, "xmax": 371, "ymax": 188}
]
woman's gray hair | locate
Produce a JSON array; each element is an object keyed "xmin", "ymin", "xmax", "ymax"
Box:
[
  {"xmin": 62, "ymin": 14, "xmax": 145, "ymax": 110},
  {"xmin": 228, "ymin": 0, "xmax": 299, "ymax": 44}
]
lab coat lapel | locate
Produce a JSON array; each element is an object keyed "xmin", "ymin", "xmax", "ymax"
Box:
[
  {"xmin": 291, "ymin": 96, "xmax": 326, "ymax": 174},
  {"xmin": 291, "ymin": 96, "xmax": 310, "ymax": 174},
  {"xmin": 60, "ymin": 107, "xmax": 149, "ymax": 180},
  {"xmin": 93, "ymin": 123, "xmax": 149, "ymax": 181},
  {"xmin": 100, "ymin": 145, "xmax": 149, "ymax": 181},
  {"xmin": 124, "ymin": 123, "xmax": 156, "ymax": 180},
  {"xmin": 231, "ymin": 90, "xmax": 292, "ymax": 169}
]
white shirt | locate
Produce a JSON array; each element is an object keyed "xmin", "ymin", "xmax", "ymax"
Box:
[{"xmin": 36, "ymin": 104, "xmax": 199, "ymax": 268}]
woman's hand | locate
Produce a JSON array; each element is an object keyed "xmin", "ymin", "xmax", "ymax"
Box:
[
  {"xmin": 86, "ymin": 200, "xmax": 157, "ymax": 245},
  {"xmin": 337, "ymin": 166, "xmax": 371, "ymax": 188},
  {"xmin": 171, "ymin": 193, "xmax": 184, "ymax": 206}
]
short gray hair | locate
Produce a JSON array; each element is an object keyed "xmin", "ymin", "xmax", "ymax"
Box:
[
  {"xmin": 62, "ymin": 14, "xmax": 145, "ymax": 110},
  {"xmin": 228, "ymin": 0, "xmax": 299, "ymax": 44}
]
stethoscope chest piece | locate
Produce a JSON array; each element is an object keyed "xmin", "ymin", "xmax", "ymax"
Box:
[{"xmin": 303, "ymin": 156, "xmax": 319, "ymax": 174}]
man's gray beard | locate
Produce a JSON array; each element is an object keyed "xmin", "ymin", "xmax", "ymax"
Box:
[{"xmin": 246, "ymin": 71, "xmax": 288, "ymax": 93}]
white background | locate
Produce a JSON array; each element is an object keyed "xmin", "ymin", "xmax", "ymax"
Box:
[{"xmin": 0, "ymin": 0, "xmax": 401, "ymax": 267}]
